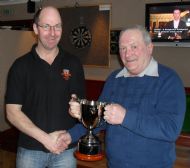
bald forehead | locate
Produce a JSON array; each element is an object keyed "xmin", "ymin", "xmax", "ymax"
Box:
[
  {"xmin": 39, "ymin": 6, "xmax": 61, "ymax": 22},
  {"xmin": 41, "ymin": 6, "xmax": 59, "ymax": 13}
]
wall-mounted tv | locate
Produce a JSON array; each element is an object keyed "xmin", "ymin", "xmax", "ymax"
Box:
[{"xmin": 145, "ymin": 2, "xmax": 190, "ymax": 47}]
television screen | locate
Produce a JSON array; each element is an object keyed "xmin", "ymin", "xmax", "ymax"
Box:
[{"xmin": 145, "ymin": 2, "xmax": 190, "ymax": 47}]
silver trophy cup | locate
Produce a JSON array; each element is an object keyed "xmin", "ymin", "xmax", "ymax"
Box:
[{"xmin": 74, "ymin": 99, "xmax": 106, "ymax": 161}]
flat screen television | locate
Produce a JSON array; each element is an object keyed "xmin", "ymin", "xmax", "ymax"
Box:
[{"xmin": 145, "ymin": 2, "xmax": 190, "ymax": 47}]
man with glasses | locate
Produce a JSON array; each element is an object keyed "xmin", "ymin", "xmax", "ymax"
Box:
[{"xmin": 5, "ymin": 6, "xmax": 85, "ymax": 168}]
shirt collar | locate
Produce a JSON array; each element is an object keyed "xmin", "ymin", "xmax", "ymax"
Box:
[
  {"xmin": 174, "ymin": 20, "xmax": 180, "ymax": 28},
  {"xmin": 116, "ymin": 57, "xmax": 159, "ymax": 78}
]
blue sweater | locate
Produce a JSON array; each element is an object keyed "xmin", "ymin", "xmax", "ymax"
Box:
[{"xmin": 69, "ymin": 64, "xmax": 186, "ymax": 168}]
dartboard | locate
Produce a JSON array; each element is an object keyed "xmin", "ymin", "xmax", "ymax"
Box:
[{"xmin": 70, "ymin": 26, "xmax": 92, "ymax": 49}]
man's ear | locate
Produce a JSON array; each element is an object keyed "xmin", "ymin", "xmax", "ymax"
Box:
[
  {"xmin": 147, "ymin": 43, "xmax": 153, "ymax": 55},
  {"xmin": 33, "ymin": 23, "xmax": 38, "ymax": 35}
]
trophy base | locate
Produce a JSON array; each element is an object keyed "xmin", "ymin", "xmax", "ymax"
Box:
[{"xmin": 74, "ymin": 150, "xmax": 104, "ymax": 161}]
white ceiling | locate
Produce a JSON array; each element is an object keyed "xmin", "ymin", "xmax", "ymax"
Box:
[{"xmin": 0, "ymin": 0, "xmax": 40, "ymax": 5}]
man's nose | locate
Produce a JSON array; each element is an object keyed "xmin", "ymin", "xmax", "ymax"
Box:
[
  {"xmin": 50, "ymin": 27, "xmax": 56, "ymax": 35},
  {"xmin": 124, "ymin": 48, "xmax": 133, "ymax": 57}
]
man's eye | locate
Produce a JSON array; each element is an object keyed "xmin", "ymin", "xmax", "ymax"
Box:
[
  {"xmin": 131, "ymin": 45, "xmax": 137, "ymax": 49},
  {"xmin": 43, "ymin": 25, "xmax": 50, "ymax": 29},
  {"xmin": 55, "ymin": 24, "xmax": 62, "ymax": 29},
  {"xmin": 119, "ymin": 47, "xmax": 126, "ymax": 51}
]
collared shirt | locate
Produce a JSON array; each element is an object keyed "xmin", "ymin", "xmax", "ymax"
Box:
[
  {"xmin": 116, "ymin": 57, "xmax": 159, "ymax": 78},
  {"xmin": 174, "ymin": 20, "xmax": 180, "ymax": 28},
  {"xmin": 5, "ymin": 44, "xmax": 85, "ymax": 152}
]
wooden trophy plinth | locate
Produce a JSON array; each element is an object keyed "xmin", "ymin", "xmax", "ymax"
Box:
[{"xmin": 74, "ymin": 150, "xmax": 104, "ymax": 161}]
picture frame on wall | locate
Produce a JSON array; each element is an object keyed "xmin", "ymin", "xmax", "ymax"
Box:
[{"xmin": 110, "ymin": 29, "xmax": 121, "ymax": 55}]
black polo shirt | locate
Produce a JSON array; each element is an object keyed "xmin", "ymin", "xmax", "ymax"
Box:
[{"xmin": 5, "ymin": 44, "xmax": 85, "ymax": 151}]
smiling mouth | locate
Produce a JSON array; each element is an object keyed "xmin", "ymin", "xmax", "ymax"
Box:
[{"xmin": 127, "ymin": 59, "xmax": 136, "ymax": 63}]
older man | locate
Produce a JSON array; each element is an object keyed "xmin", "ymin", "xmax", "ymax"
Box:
[{"xmin": 68, "ymin": 25, "xmax": 186, "ymax": 168}]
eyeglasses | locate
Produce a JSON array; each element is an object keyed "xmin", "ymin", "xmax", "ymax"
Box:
[{"xmin": 37, "ymin": 23, "xmax": 62, "ymax": 31}]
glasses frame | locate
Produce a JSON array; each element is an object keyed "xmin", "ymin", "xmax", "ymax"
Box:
[{"xmin": 36, "ymin": 23, "xmax": 62, "ymax": 31}]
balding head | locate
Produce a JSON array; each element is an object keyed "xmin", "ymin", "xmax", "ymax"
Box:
[{"xmin": 34, "ymin": 6, "xmax": 62, "ymax": 25}]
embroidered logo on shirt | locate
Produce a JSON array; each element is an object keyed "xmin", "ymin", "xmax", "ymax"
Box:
[{"xmin": 61, "ymin": 69, "xmax": 71, "ymax": 80}]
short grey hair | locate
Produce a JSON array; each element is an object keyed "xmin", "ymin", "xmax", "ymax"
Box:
[{"xmin": 119, "ymin": 25, "xmax": 152, "ymax": 45}]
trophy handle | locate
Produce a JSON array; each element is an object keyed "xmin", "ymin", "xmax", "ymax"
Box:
[{"xmin": 97, "ymin": 102, "xmax": 107, "ymax": 126}]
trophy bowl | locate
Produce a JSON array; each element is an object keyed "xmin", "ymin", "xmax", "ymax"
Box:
[{"xmin": 74, "ymin": 99, "xmax": 106, "ymax": 161}]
